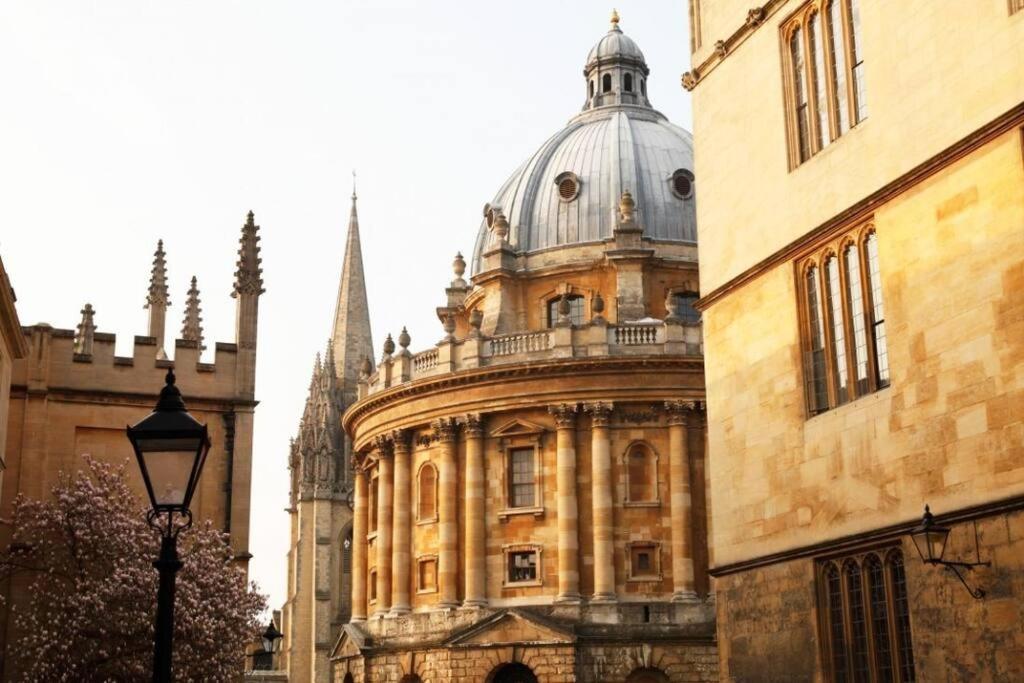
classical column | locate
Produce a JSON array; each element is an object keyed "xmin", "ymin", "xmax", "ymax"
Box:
[
  {"xmin": 389, "ymin": 430, "xmax": 412, "ymax": 616},
  {"xmin": 666, "ymin": 400, "xmax": 698, "ymax": 601},
  {"xmin": 463, "ymin": 414, "xmax": 487, "ymax": 607},
  {"xmin": 586, "ymin": 402, "xmax": 615, "ymax": 602},
  {"xmin": 435, "ymin": 418, "xmax": 460, "ymax": 608},
  {"xmin": 375, "ymin": 436, "xmax": 395, "ymax": 615},
  {"xmin": 350, "ymin": 463, "xmax": 368, "ymax": 622},
  {"xmin": 549, "ymin": 403, "xmax": 581, "ymax": 603}
]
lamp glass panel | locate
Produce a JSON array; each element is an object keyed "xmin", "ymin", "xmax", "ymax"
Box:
[
  {"xmin": 262, "ymin": 636, "xmax": 273, "ymax": 653},
  {"xmin": 137, "ymin": 438, "xmax": 201, "ymax": 507},
  {"xmin": 911, "ymin": 527, "xmax": 948, "ymax": 562}
]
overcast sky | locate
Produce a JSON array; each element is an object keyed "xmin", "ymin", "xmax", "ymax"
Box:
[{"xmin": 0, "ymin": 1, "xmax": 693, "ymax": 612}]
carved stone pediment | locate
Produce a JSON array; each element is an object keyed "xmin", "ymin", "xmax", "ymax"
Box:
[
  {"xmin": 444, "ymin": 610, "xmax": 574, "ymax": 647},
  {"xmin": 489, "ymin": 417, "xmax": 547, "ymax": 438}
]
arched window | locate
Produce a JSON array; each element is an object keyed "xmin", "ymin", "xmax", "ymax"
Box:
[
  {"xmin": 640, "ymin": 78, "xmax": 646, "ymax": 95},
  {"xmin": 625, "ymin": 443, "xmax": 657, "ymax": 503},
  {"xmin": 789, "ymin": 26, "xmax": 810, "ymax": 163},
  {"xmin": 808, "ymin": 12, "xmax": 830, "ymax": 150},
  {"xmin": 824, "ymin": 255, "xmax": 849, "ymax": 405},
  {"xmin": 624, "ymin": 73, "xmax": 633, "ymax": 92},
  {"xmin": 602, "ymin": 73, "xmax": 612, "ymax": 93},
  {"xmin": 671, "ymin": 292, "xmax": 701, "ymax": 324},
  {"xmin": 626, "ymin": 667, "xmax": 670, "ymax": 683},
  {"xmin": 589, "ymin": 79, "xmax": 595, "ymax": 98},
  {"xmin": 803, "ymin": 266, "xmax": 828, "ymax": 414},
  {"xmin": 864, "ymin": 232, "xmax": 889, "ymax": 387},
  {"xmin": 547, "ymin": 294, "xmax": 584, "ymax": 328},
  {"xmin": 843, "ymin": 560, "xmax": 871, "ymax": 678},
  {"xmin": 417, "ymin": 462, "xmax": 437, "ymax": 522},
  {"xmin": 844, "ymin": 243, "xmax": 870, "ymax": 395}
]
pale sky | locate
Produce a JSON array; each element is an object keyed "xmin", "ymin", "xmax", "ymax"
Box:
[{"xmin": 0, "ymin": 1, "xmax": 692, "ymax": 612}]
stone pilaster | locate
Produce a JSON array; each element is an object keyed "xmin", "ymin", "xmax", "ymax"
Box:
[
  {"xmin": 351, "ymin": 465, "xmax": 368, "ymax": 621},
  {"xmin": 435, "ymin": 418, "xmax": 460, "ymax": 608},
  {"xmin": 549, "ymin": 403, "xmax": 581, "ymax": 603},
  {"xmin": 389, "ymin": 430, "xmax": 412, "ymax": 616},
  {"xmin": 666, "ymin": 400, "xmax": 698, "ymax": 602},
  {"xmin": 463, "ymin": 414, "xmax": 487, "ymax": 607},
  {"xmin": 585, "ymin": 402, "xmax": 616, "ymax": 602},
  {"xmin": 374, "ymin": 436, "xmax": 394, "ymax": 615}
]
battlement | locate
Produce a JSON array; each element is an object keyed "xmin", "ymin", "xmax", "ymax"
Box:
[{"xmin": 14, "ymin": 322, "xmax": 246, "ymax": 402}]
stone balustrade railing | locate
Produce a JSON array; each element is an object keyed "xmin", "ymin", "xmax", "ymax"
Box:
[{"xmin": 358, "ymin": 320, "xmax": 701, "ymax": 398}]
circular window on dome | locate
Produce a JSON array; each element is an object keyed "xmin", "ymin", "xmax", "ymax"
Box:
[
  {"xmin": 554, "ymin": 171, "xmax": 581, "ymax": 202},
  {"xmin": 670, "ymin": 169, "xmax": 694, "ymax": 199}
]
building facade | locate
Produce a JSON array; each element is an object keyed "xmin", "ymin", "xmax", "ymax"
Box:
[
  {"xmin": 332, "ymin": 15, "xmax": 718, "ymax": 683},
  {"xmin": 0, "ymin": 254, "xmax": 28, "ymax": 505},
  {"xmin": 279, "ymin": 191, "xmax": 373, "ymax": 683},
  {"xmin": 686, "ymin": 0, "xmax": 1024, "ymax": 680},
  {"xmin": 0, "ymin": 213, "xmax": 265, "ymax": 677}
]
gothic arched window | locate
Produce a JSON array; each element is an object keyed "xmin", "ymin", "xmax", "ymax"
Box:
[
  {"xmin": 624, "ymin": 73, "xmax": 633, "ymax": 92},
  {"xmin": 602, "ymin": 73, "xmax": 612, "ymax": 93}
]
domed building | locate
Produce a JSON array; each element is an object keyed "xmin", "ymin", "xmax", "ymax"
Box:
[{"xmin": 332, "ymin": 13, "xmax": 716, "ymax": 683}]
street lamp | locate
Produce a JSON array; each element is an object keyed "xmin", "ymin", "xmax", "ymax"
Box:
[
  {"xmin": 910, "ymin": 505, "xmax": 990, "ymax": 599},
  {"xmin": 253, "ymin": 621, "xmax": 283, "ymax": 670},
  {"xmin": 127, "ymin": 369, "xmax": 211, "ymax": 683}
]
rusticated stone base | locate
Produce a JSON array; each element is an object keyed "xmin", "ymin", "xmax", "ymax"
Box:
[{"xmin": 332, "ymin": 602, "xmax": 717, "ymax": 682}]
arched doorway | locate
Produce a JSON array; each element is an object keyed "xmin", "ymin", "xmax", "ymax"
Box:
[
  {"xmin": 489, "ymin": 662, "xmax": 539, "ymax": 683},
  {"xmin": 342, "ymin": 674, "xmax": 355, "ymax": 683},
  {"xmin": 626, "ymin": 667, "xmax": 670, "ymax": 683},
  {"xmin": 398, "ymin": 676, "xmax": 422, "ymax": 683}
]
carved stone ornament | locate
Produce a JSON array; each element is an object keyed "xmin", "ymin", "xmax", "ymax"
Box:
[
  {"xmin": 468, "ymin": 308, "xmax": 484, "ymax": 339},
  {"xmin": 382, "ymin": 333, "xmax": 395, "ymax": 357},
  {"xmin": 618, "ymin": 410, "xmax": 658, "ymax": 424},
  {"xmin": 415, "ymin": 433, "xmax": 438, "ymax": 448},
  {"xmin": 391, "ymin": 429, "xmax": 412, "ymax": 454},
  {"xmin": 714, "ymin": 40, "xmax": 727, "ymax": 57},
  {"xmin": 618, "ymin": 190, "xmax": 636, "ymax": 224},
  {"xmin": 664, "ymin": 399, "xmax": 698, "ymax": 425},
  {"xmin": 453, "ymin": 251, "xmax": 467, "ymax": 278},
  {"xmin": 374, "ymin": 433, "xmax": 394, "ymax": 458},
  {"xmin": 746, "ymin": 7, "xmax": 766, "ymax": 28},
  {"xmin": 584, "ymin": 402, "xmax": 614, "ymax": 427},
  {"xmin": 492, "ymin": 211, "xmax": 510, "ymax": 242},
  {"xmin": 548, "ymin": 403, "xmax": 578, "ymax": 429},
  {"xmin": 681, "ymin": 71, "xmax": 698, "ymax": 91},
  {"xmin": 398, "ymin": 327, "xmax": 411, "ymax": 351},
  {"xmin": 432, "ymin": 417, "xmax": 460, "ymax": 443},
  {"xmin": 464, "ymin": 413, "xmax": 484, "ymax": 438}
]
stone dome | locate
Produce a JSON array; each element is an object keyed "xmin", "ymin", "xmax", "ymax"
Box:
[{"xmin": 471, "ymin": 14, "xmax": 695, "ymax": 273}]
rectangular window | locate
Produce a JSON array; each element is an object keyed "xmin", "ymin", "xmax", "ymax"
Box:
[
  {"xmin": 368, "ymin": 569, "xmax": 377, "ymax": 602},
  {"xmin": 783, "ymin": 0, "xmax": 866, "ymax": 168},
  {"xmin": 417, "ymin": 557, "xmax": 437, "ymax": 593},
  {"xmin": 627, "ymin": 542, "xmax": 661, "ymax": 580},
  {"xmin": 507, "ymin": 550, "xmax": 538, "ymax": 583},
  {"xmin": 368, "ymin": 476, "xmax": 379, "ymax": 533},
  {"xmin": 798, "ymin": 227, "xmax": 889, "ymax": 416},
  {"xmin": 817, "ymin": 549, "xmax": 915, "ymax": 682},
  {"xmin": 508, "ymin": 447, "xmax": 536, "ymax": 508}
]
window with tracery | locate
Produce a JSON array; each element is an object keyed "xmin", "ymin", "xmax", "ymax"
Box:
[
  {"xmin": 782, "ymin": 0, "xmax": 867, "ymax": 167},
  {"xmin": 817, "ymin": 549, "xmax": 915, "ymax": 682},
  {"xmin": 798, "ymin": 226, "xmax": 889, "ymax": 416}
]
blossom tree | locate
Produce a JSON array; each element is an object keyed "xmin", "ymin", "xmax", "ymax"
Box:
[{"xmin": 1, "ymin": 456, "xmax": 266, "ymax": 682}]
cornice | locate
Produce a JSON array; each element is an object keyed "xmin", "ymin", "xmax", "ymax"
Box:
[
  {"xmin": 696, "ymin": 102, "xmax": 1024, "ymax": 312},
  {"xmin": 343, "ymin": 355, "xmax": 704, "ymax": 443},
  {"xmin": 681, "ymin": 0, "xmax": 787, "ymax": 93},
  {"xmin": 8, "ymin": 384, "xmax": 258, "ymax": 412},
  {"xmin": 710, "ymin": 493, "xmax": 1024, "ymax": 577}
]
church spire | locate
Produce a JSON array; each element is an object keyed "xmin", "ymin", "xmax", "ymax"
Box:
[{"xmin": 330, "ymin": 178, "xmax": 374, "ymax": 402}]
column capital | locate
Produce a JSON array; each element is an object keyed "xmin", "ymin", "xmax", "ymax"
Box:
[
  {"xmin": 374, "ymin": 433, "xmax": 394, "ymax": 459},
  {"xmin": 432, "ymin": 417, "xmax": 460, "ymax": 443},
  {"xmin": 584, "ymin": 402, "xmax": 614, "ymax": 427},
  {"xmin": 391, "ymin": 429, "xmax": 412, "ymax": 455},
  {"xmin": 464, "ymin": 413, "xmax": 484, "ymax": 438},
  {"xmin": 548, "ymin": 403, "xmax": 578, "ymax": 429},
  {"xmin": 664, "ymin": 399, "xmax": 700, "ymax": 425}
]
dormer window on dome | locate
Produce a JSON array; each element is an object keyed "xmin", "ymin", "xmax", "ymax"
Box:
[
  {"xmin": 670, "ymin": 169, "xmax": 695, "ymax": 200},
  {"xmin": 555, "ymin": 172, "xmax": 581, "ymax": 202}
]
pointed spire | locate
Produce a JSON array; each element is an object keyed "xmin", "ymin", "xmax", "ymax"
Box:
[
  {"xmin": 74, "ymin": 303, "xmax": 96, "ymax": 356},
  {"xmin": 233, "ymin": 212, "xmax": 265, "ymax": 298},
  {"xmin": 330, "ymin": 182, "xmax": 375, "ymax": 400},
  {"xmin": 146, "ymin": 240, "xmax": 170, "ymax": 309},
  {"xmin": 181, "ymin": 276, "xmax": 206, "ymax": 351}
]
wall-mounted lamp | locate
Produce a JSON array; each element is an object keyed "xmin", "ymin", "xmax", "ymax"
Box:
[{"xmin": 910, "ymin": 505, "xmax": 990, "ymax": 599}]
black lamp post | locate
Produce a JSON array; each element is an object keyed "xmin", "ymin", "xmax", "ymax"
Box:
[
  {"xmin": 253, "ymin": 621, "xmax": 283, "ymax": 670},
  {"xmin": 910, "ymin": 505, "xmax": 990, "ymax": 599},
  {"xmin": 126, "ymin": 369, "xmax": 211, "ymax": 683}
]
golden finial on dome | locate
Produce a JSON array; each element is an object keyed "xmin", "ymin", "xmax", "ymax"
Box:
[{"xmin": 611, "ymin": 8, "xmax": 620, "ymax": 28}]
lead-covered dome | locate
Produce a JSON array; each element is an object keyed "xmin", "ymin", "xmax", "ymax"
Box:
[{"xmin": 472, "ymin": 13, "xmax": 695, "ymax": 273}]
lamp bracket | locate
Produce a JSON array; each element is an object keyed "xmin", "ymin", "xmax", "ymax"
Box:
[
  {"xmin": 147, "ymin": 509, "xmax": 194, "ymax": 539},
  {"xmin": 928, "ymin": 559, "xmax": 988, "ymax": 599}
]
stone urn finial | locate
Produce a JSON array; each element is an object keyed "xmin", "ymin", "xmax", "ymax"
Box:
[
  {"xmin": 619, "ymin": 190, "xmax": 636, "ymax": 224},
  {"xmin": 398, "ymin": 326, "xmax": 411, "ymax": 352},
  {"xmin": 591, "ymin": 292, "xmax": 606, "ymax": 324},
  {"xmin": 468, "ymin": 308, "xmax": 483, "ymax": 339},
  {"xmin": 360, "ymin": 356, "xmax": 373, "ymax": 378},
  {"xmin": 383, "ymin": 333, "xmax": 395, "ymax": 357},
  {"xmin": 492, "ymin": 211, "xmax": 510, "ymax": 243},
  {"xmin": 453, "ymin": 252, "xmax": 466, "ymax": 278},
  {"xmin": 442, "ymin": 314, "xmax": 457, "ymax": 343}
]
